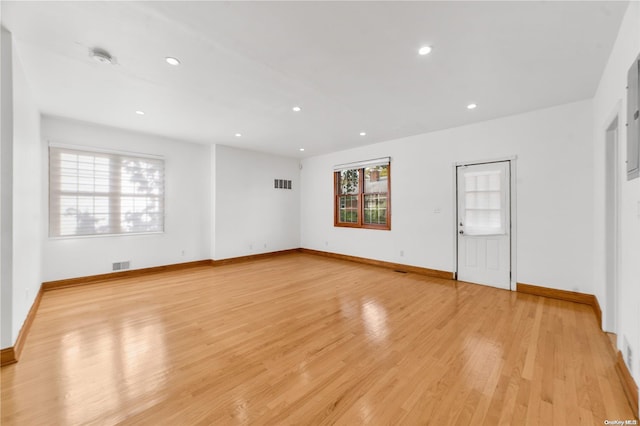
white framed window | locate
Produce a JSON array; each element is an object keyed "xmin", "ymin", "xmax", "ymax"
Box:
[{"xmin": 49, "ymin": 145, "xmax": 164, "ymax": 237}]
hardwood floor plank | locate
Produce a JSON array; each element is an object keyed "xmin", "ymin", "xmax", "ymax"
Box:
[{"xmin": 0, "ymin": 253, "xmax": 635, "ymax": 425}]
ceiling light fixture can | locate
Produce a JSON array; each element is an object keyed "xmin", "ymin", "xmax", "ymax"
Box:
[
  {"xmin": 135, "ymin": 110, "xmax": 145, "ymax": 115},
  {"xmin": 299, "ymin": 148, "xmax": 305, "ymax": 152},
  {"xmin": 292, "ymin": 106, "xmax": 301, "ymax": 112},
  {"xmin": 467, "ymin": 103, "xmax": 477, "ymax": 109},
  {"xmin": 165, "ymin": 57, "xmax": 181, "ymax": 66},
  {"xmin": 359, "ymin": 132, "xmax": 366, "ymax": 136},
  {"xmin": 235, "ymin": 133, "xmax": 242, "ymax": 137}
]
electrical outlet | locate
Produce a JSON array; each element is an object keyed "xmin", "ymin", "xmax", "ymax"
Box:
[
  {"xmin": 264, "ymin": 243, "xmax": 267, "ymax": 249},
  {"xmin": 249, "ymin": 244, "xmax": 253, "ymax": 250},
  {"xmin": 400, "ymin": 250, "xmax": 404, "ymax": 257},
  {"xmin": 181, "ymin": 250, "xmax": 185, "ymax": 256},
  {"xmin": 324, "ymin": 241, "xmax": 328, "ymax": 246}
]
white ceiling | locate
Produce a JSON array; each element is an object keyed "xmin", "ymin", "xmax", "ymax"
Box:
[{"xmin": 1, "ymin": 1, "xmax": 628, "ymax": 158}]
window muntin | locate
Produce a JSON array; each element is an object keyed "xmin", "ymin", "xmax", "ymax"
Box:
[
  {"xmin": 49, "ymin": 147, "xmax": 164, "ymax": 237},
  {"xmin": 334, "ymin": 163, "xmax": 390, "ymax": 230}
]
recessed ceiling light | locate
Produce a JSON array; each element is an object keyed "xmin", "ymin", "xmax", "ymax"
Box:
[
  {"xmin": 165, "ymin": 57, "xmax": 181, "ymax": 66},
  {"xmin": 467, "ymin": 103, "xmax": 477, "ymax": 110},
  {"xmin": 359, "ymin": 132, "xmax": 367, "ymax": 136},
  {"xmin": 135, "ymin": 110, "xmax": 145, "ymax": 115},
  {"xmin": 299, "ymin": 148, "xmax": 305, "ymax": 152},
  {"xmin": 90, "ymin": 48, "xmax": 113, "ymax": 64},
  {"xmin": 235, "ymin": 133, "xmax": 242, "ymax": 137},
  {"xmin": 292, "ymin": 106, "xmax": 302, "ymax": 112},
  {"xmin": 418, "ymin": 46, "xmax": 432, "ymax": 56}
]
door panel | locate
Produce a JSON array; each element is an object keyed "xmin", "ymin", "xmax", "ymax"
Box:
[
  {"xmin": 465, "ymin": 240, "xmax": 477, "ymax": 267},
  {"xmin": 486, "ymin": 240, "xmax": 499, "ymax": 270},
  {"xmin": 457, "ymin": 161, "xmax": 511, "ymax": 289}
]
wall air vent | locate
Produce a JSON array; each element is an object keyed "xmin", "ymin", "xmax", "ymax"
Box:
[
  {"xmin": 112, "ymin": 261, "xmax": 131, "ymax": 271},
  {"xmin": 274, "ymin": 179, "xmax": 292, "ymax": 189}
]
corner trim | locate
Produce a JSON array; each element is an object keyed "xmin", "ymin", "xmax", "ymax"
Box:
[
  {"xmin": 13, "ymin": 287, "xmax": 44, "ymax": 360},
  {"xmin": 42, "ymin": 260, "xmax": 212, "ymax": 291},
  {"xmin": 616, "ymin": 350, "xmax": 639, "ymax": 418},
  {"xmin": 516, "ymin": 282, "xmax": 602, "ymax": 327},
  {"xmin": 300, "ymin": 248, "xmax": 453, "ymax": 280},
  {"xmin": 1, "ymin": 286, "xmax": 44, "ymax": 367}
]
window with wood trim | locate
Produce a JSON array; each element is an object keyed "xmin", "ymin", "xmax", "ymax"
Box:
[
  {"xmin": 334, "ymin": 160, "xmax": 390, "ymax": 230},
  {"xmin": 49, "ymin": 145, "xmax": 164, "ymax": 237}
]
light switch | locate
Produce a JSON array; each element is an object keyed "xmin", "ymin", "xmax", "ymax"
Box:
[{"xmin": 434, "ymin": 208, "xmax": 441, "ymax": 214}]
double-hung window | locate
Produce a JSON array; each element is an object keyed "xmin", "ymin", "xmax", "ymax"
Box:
[
  {"xmin": 334, "ymin": 157, "xmax": 390, "ymax": 230},
  {"xmin": 49, "ymin": 145, "xmax": 164, "ymax": 237}
]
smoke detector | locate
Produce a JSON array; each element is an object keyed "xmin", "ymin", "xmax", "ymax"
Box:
[{"xmin": 90, "ymin": 48, "xmax": 113, "ymax": 65}]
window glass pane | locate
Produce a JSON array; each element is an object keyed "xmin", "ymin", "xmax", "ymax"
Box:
[
  {"xmin": 465, "ymin": 191, "xmax": 501, "ymax": 210},
  {"xmin": 67, "ymin": 195, "xmax": 106, "ymax": 235},
  {"xmin": 121, "ymin": 196, "xmax": 162, "ymax": 233},
  {"xmin": 95, "ymin": 158, "xmax": 110, "ymax": 193},
  {"xmin": 465, "ymin": 209, "xmax": 501, "ymax": 229},
  {"xmin": 121, "ymin": 159, "xmax": 162, "ymax": 195},
  {"xmin": 488, "ymin": 192, "xmax": 501, "ymax": 209},
  {"xmin": 364, "ymin": 165, "xmax": 388, "ymax": 194},
  {"xmin": 339, "ymin": 169, "xmax": 360, "ymax": 195},
  {"xmin": 59, "ymin": 195, "xmax": 78, "ymax": 236},
  {"xmin": 463, "ymin": 169, "xmax": 505, "ymax": 235},
  {"xmin": 60, "ymin": 173, "xmax": 77, "ymax": 192},
  {"xmin": 465, "ymin": 174, "xmax": 477, "ymax": 192},
  {"xmin": 364, "ymin": 194, "xmax": 387, "ymax": 225},
  {"xmin": 338, "ymin": 195, "xmax": 358, "ymax": 223}
]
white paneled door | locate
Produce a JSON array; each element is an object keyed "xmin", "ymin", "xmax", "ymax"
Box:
[{"xmin": 457, "ymin": 161, "xmax": 511, "ymax": 290}]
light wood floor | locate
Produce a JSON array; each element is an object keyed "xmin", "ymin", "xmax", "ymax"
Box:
[{"xmin": 1, "ymin": 253, "xmax": 635, "ymax": 425}]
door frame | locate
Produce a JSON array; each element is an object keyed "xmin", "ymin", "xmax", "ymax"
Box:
[
  {"xmin": 604, "ymin": 113, "xmax": 621, "ymax": 333},
  {"xmin": 452, "ymin": 156, "xmax": 517, "ymax": 291}
]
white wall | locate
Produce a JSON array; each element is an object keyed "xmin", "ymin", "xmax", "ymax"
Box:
[
  {"xmin": 214, "ymin": 144, "xmax": 300, "ymax": 260},
  {"xmin": 301, "ymin": 100, "xmax": 594, "ymax": 294},
  {"xmin": 1, "ymin": 26, "xmax": 14, "ymax": 348},
  {"xmin": 592, "ymin": 1, "xmax": 640, "ymax": 383},
  {"xmin": 12, "ymin": 35, "xmax": 42, "ymax": 344},
  {"xmin": 41, "ymin": 116, "xmax": 211, "ymax": 281},
  {"xmin": 0, "ymin": 27, "xmax": 43, "ymax": 348}
]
